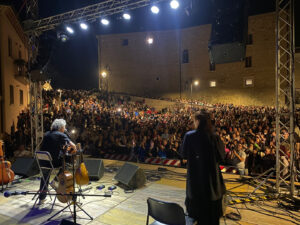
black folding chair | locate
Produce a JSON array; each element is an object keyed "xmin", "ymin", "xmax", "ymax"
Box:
[
  {"xmin": 146, "ymin": 197, "xmax": 188, "ymax": 225},
  {"xmin": 32, "ymin": 151, "xmax": 57, "ymax": 212}
]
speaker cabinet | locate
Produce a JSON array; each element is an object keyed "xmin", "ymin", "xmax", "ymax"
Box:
[
  {"xmin": 83, "ymin": 158, "xmax": 104, "ymax": 181},
  {"xmin": 11, "ymin": 157, "xmax": 39, "ymax": 177},
  {"xmin": 209, "ymin": 42, "xmax": 246, "ymax": 64},
  {"xmin": 114, "ymin": 162, "xmax": 146, "ymax": 189}
]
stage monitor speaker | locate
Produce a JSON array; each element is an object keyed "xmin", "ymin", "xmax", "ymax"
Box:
[
  {"xmin": 114, "ymin": 162, "xmax": 146, "ymax": 189},
  {"xmin": 83, "ymin": 158, "xmax": 104, "ymax": 181},
  {"xmin": 11, "ymin": 157, "xmax": 39, "ymax": 177},
  {"xmin": 209, "ymin": 42, "xmax": 246, "ymax": 64}
]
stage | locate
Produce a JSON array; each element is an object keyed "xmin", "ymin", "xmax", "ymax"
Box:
[{"xmin": 0, "ymin": 159, "xmax": 299, "ymax": 225}]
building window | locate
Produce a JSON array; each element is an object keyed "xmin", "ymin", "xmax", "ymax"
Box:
[
  {"xmin": 20, "ymin": 90, "xmax": 24, "ymax": 105},
  {"xmin": 8, "ymin": 37, "xmax": 12, "ymax": 57},
  {"xmin": 247, "ymin": 34, "xmax": 253, "ymax": 45},
  {"xmin": 245, "ymin": 56, "xmax": 252, "ymax": 67},
  {"xmin": 19, "ymin": 50, "xmax": 22, "ymax": 59},
  {"xmin": 244, "ymin": 77, "xmax": 254, "ymax": 87},
  {"xmin": 210, "ymin": 80, "xmax": 216, "ymax": 87},
  {"xmin": 10, "ymin": 85, "xmax": 14, "ymax": 105},
  {"xmin": 182, "ymin": 49, "xmax": 189, "ymax": 64},
  {"xmin": 209, "ymin": 61, "xmax": 215, "ymax": 71},
  {"xmin": 122, "ymin": 39, "xmax": 128, "ymax": 46}
]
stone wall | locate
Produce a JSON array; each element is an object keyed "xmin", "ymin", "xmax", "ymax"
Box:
[
  {"xmin": 97, "ymin": 12, "xmax": 300, "ymax": 106},
  {"xmin": 0, "ymin": 6, "xmax": 29, "ymax": 133}
]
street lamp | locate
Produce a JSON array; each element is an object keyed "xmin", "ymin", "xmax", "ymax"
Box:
[
  {"xmin": 101, "ymin": 71, "xmax": 107, "ymax": 78},
  {"xmin": 190, "ymin": 80, "xmax": 199, "ymax": 108},
  {"xmin": 190, "ymin": 80, "xmax": 199, "ymax": 97}
]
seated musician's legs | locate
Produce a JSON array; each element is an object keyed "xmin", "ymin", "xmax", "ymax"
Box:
[{"xmin": 39, "ymin": 169, "xmax": 50, "ymax": 200}]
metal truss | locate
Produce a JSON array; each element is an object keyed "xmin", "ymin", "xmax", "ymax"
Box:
[
  {"xmin": 25, "ymin": 0, "xmax": 168, "ymax": 33},
  {"xmin": 275, "ymin": 0, "xmax": 296, "ymax": 195},
  {"xmin": 29, "ymin": 80, "xmax": 44, "ymax": 154},
  {"xmin": 26, "ymin": 0, "xmax": 39, "ymax": 19}
]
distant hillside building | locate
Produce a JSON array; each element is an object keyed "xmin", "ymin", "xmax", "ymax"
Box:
[
  {"xmin": 97, "ymin": 12, "xmax": 300, "ymax": 106},
  {"xmin": 0, "ymin": 5, "xmax": 29, "ymax": 134}
]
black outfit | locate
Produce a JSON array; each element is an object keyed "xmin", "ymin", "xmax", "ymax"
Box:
[
  {"xmin": 38, "ymin": 130, "xmax": 71, "ymax": 200},
  {"xmin": 181, "ymin": 130, "xmax": 226, "ymax": 225}
]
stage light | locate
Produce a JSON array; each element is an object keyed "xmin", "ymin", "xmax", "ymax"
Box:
[
  {"xmin": 71, "ymin": 129, "xmax": 76, "ymax": 134},
  {"xmin": 66, "ymin": 26, "xmax": 74, "ymax": 34},
  {"xmin": 170, "ymin": 0, "xmax": 179, "ymax": 9},
  {"xmin": 151, "ymin": 6, "xmax": 159, "ymax": 14},
  {"xmin": 101, "ymin": 18, "xmax": 110, "ymax": 25},
  {"xmin": 80, "ymin": 22, "xmax": 88, "ymax": 30},
  {"xmin": 147, "ymin": 37, "xmax": 154, "ymax": 45},
  {"xmin": 57, "ymin": 32, "xmax": 69, "ymax": 42},
  {"xmin": 123, "ymin": 13, "xmax": 131, "ymax": 20}
]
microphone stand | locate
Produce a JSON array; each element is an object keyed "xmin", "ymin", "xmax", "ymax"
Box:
[{"xmin": 47, "ymin": 154, "xmax": 93, "ymax": 223}]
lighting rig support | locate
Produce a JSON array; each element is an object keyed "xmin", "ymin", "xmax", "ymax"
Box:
[
  {"xmin": 25, "ymin": 0, "xmax": 169, "ymax": 33},
  {"xmin": 275, "ymin": 0, "xmax": 296, "ymax": 195},
  {"xmin": 24, "ymin": 0, "xmax": 44, "ymax": 154}
]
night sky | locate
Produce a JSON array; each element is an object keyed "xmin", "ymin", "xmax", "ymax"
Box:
[{"xmin": 12, "ymin": 0, "xmax": 300, "ymax": 89}]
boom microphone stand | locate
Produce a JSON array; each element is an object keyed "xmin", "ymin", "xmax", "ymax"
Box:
[{"xmin": 46, "ymin": 153, "xmax": 95, "ymax": 223}]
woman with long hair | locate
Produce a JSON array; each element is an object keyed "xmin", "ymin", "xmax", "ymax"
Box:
[{"xmin": 181, "ymin": 110, "xmax": 226, "ymax": 225}]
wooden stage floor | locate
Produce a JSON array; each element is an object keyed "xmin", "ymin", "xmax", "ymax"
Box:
[{"xmin": 0, "ymin": 159, "xmax": 299, "ymax": 225}]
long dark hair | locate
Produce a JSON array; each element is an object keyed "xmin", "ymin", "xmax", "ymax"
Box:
[{"xmin": 194, "ymin": 110, "xmax": 213, "ymax": 134}]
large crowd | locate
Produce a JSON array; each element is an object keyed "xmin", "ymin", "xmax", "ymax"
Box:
[{"xmin": 5, "ymin": 89, "xmax": 300, "ymax": 176}]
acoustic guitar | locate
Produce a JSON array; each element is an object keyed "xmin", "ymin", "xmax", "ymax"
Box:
[
  {"xmin": 53, "ymin": 145, "xmax": 74, "ymax": 203},
  {"xmin": 0, "ymin": 140, "xmax": 15, "ymax": 185},
  {"xmin": 75, "ymin": 143, "xmax": 89, "ymax": 186}
]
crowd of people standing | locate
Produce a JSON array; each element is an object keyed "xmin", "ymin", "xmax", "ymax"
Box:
[{"xmin": 8, "ymin": 89, "xmax": 300, "ymax": 176}]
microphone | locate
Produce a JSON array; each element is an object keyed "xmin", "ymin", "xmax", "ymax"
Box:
[{"xmin": 4, "ymin": 191, "xmax": 27, "ymax": 198}]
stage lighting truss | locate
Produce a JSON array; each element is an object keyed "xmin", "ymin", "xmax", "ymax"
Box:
[
  {"xmin": 25, "ymin": 0, "xmax": 170, "ymax": 34},
  {"xmin": 275, "ymin": 0, "xmax": 296, "ymax": 196}
]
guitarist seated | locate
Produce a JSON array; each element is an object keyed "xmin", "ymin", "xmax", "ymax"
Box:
[{"xmin": 38, "ymin": 119, "xmax": 76, "ymax": 205}]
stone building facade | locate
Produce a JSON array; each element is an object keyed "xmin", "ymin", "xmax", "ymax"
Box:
[
  {"xmin": 97, "ymin": 12, "xmax": 300, "ymax": 106},
  {"xmin": 0, "ymin": 5, "xmax": 29, "ymax": 134}
]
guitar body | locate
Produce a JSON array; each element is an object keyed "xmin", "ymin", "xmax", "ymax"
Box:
[
  {"xmin": 0, "ymin": 141, "xmax": 15, "ymax": 185},
  {"xmin": 56, "ymin": 171, "xmax": 74, "ymax": 203},
  {"xmin": 75, "ymin": 162, "xmax": 89, "ymax": 186}
]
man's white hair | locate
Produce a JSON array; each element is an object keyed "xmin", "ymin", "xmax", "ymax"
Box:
[{"xmin": 51, "ymin": 119, "xmax": 66, "ymax": 131}]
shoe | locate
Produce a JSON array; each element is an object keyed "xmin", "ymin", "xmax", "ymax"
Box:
[{"xmin": 37, "ymin": 199, "xmax": 46, "ymax": 205}]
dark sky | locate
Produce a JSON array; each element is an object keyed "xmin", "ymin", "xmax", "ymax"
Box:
[{"xmin": 15, "ymin": 0, "xmax": 300, "ymax": 89}]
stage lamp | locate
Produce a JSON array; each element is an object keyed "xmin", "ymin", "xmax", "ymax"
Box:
[
  {"xmin": 66, "ymin": 26, "xmax": 74, "ymax": 34},
  {"xmin": 123, "ymin": 13, "xmax": 131, "ymax": 20},
  {"xmin": 151, "ymin": 5, "xmax": 160, "ymax": 14},
  {"xmin": 147, "ymin": 37, "xmax": 154, "ymax": 45},
  {"xmin": 57, "ymin": 31, "xmax": 69, "ymax": 42},
  {"xmin": 80, "ymin": 22, "xmax": 88, "ymax": 30},
  {"xmin": 170, "ymin": 0, "xmax": 179, "ymax": 9},
  {"xmin": 101, "ymin": 18, "xmax": 110, "ymax": 25}
]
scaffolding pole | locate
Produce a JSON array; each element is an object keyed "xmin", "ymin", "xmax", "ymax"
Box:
[{"xmin": 275, "ymin": 0, "xmax": 296, "ymax": 195}]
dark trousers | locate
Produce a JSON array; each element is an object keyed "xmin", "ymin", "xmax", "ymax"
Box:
[
  {"xmin": 39, "ymin": 168, "xmax": 61, "ymax": 200},
  {"xmin": 185, "ymin": 197, "xmax": 223, "ymax": 225},
  {"xmin": 39, "ymin": 169, "xmax": 51, "ymax": 200}
]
